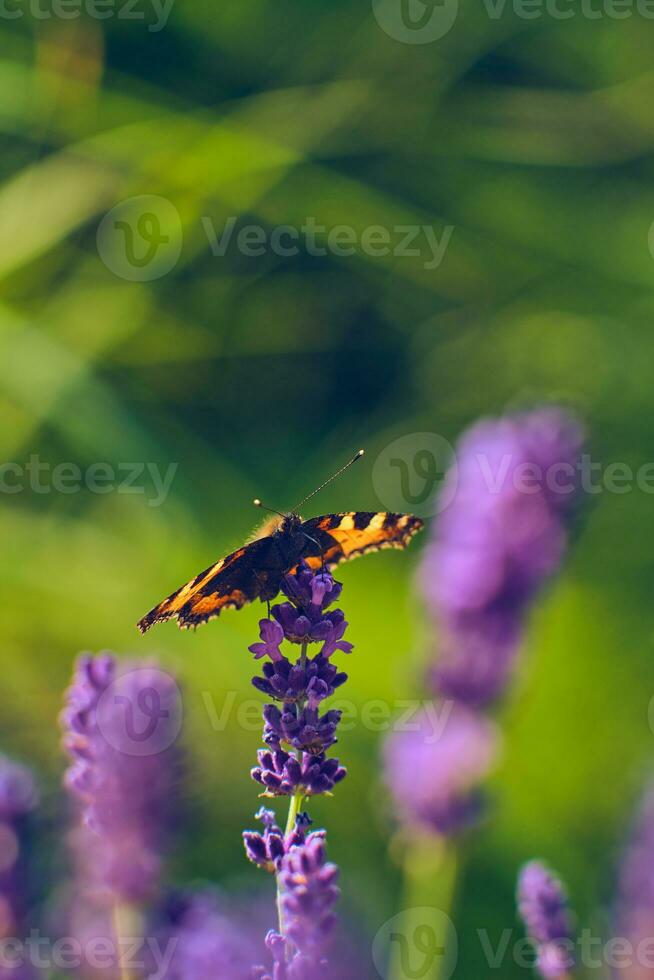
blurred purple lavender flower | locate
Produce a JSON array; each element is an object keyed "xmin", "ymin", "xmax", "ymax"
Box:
[
  {"xmin": 420, "ymin": 407, "xmax": 583, "ymax": 706},
  {"xmin": 255, "ymin": 837, "xmax": 340, "ymax": 980},
  {"xmin": 517, "ymin": 861, "xmax": 576, "ymax": 979},
  {"xmin": 159, "ymin": 890, "xmax": 263, "ymax": 980},
  {"xmin": 61, "ymin": 652, "xmax": 182, "ymax": 903},
  {"xmin": 0, "ymin": 757, "xmax": 38, "ymax": 822},
  {"xmin": 383, "ymin": 703, "xmax": 499, "ymax": 835},
  {"xmin": 613, "ymin": 784, "xmax": 654, "ymax": 978},
  {"xmin": 278, "ymin": 838, "xmax": 339, "ymax": 963},
  {"xmin": 0, "ymin": 755, "xmax": 38, "ymax": 980}
]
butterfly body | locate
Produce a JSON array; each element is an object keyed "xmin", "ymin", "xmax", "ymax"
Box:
[{"xmin": 137, "ymin": 510, "xmax": 423, "ymax": 633}]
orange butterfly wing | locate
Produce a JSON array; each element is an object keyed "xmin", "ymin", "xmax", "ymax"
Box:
[
  {"xmin": 301, "ymin": 511, "xmax": 423, "ymax": 569},
  {"xmin": 137, "ymin": 537, "xmax": 282, "ymax": 632}
]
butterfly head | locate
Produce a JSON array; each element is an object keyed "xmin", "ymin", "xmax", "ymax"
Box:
[
  {"xmin": 281, "ymin": 512, "xmax": 302, "ymax": 531},
  {"xmin": 249, "ymin": 504, "xmax": 302, "ymax": 543}
]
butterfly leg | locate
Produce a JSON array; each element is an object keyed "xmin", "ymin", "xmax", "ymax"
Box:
[
  {"xmin": 252, "ymin": 569, "xmax": 272, "ymax": 617},
  {"xmin": 302, "ymin": 532, "xmax": 326, "ymax": 572}
]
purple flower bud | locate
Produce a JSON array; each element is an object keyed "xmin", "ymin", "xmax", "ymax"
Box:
[
  {"xmin": 282, "ymin": 565, "xmax": 342, "ymax": 614},
  {"xmin": 252, "ymin": 749, "xmax": 345, "ymax": 798},
  {"xmin": 243, "ymin": 809, "xmax": 326, "ymax": 873},
  {"xmin": 263, "ymin": 704, "xmax": 342, "ymax": 756},
  {"xmin": 272, "ymin": 604, "xmax": 350, "ymax": 651},
  {"xmin": 517, "ymin": 861, "xmax": 576, "ymax": 979},
  {"xmin": 243, "ymin": 831, "xmax": 270, "ymax": 866},
  {"xmin": 252, "ymin": 655, "xmax": 346, "ymax": 706}
]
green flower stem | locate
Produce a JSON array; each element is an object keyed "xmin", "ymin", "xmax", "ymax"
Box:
[
  {"xmin": 389, "ymin": 833, "xmax": 458, "ymax": 980},
  {"xmin": 284, "ymin": 785, "xmax": 304, "ymax": 836},
  {"xmin": 112, "ymin": 901, "xmax": 142, "ymax": 980}
]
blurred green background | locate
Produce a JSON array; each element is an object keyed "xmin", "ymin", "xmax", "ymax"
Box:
[{"xmin": 2, "ymin": 0, "xmax": 654, "ymax": 975}]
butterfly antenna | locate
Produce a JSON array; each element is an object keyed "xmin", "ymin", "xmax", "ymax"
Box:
[
  {"xmin": 293, "ymin": 449, "xmax": 365, "ymax": 512},
  {"xmin": 253, "ymin": 499, "xmax": 286, "ymax": 519}
]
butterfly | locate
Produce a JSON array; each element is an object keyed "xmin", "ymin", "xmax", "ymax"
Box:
[{"xmin": 137, "ymin": 450, "xmax": 424, "ymax": 633}]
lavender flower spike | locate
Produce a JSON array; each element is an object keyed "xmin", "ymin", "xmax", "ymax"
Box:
[
  {"xmin": 383, "ymin": 702, "xmax": 499, "ymax": 836},
  {"xmin": 517, "ymin": 861, "xmax": 576, "ymax": 979},
  {"xmin": 256, "ymin": 836, "xmax": 340, "ymax": 980},
  {"xmin": 158, "ymin": 890, "xmax": 262, "ymax": 980},
  {"xmin": 61, "ymin": 652, "xmax": 182, "ymax": 903},
  {"xmin": 421, "ymin": 407, "xmax": 583, "ymax": 706},
  {"xmin": 249, "ymin": 562, "xmax": 352, "ymax": 800},
  {"xmin": 247, "ymin": 562, "xmax": 350, "ymax": 978}
]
